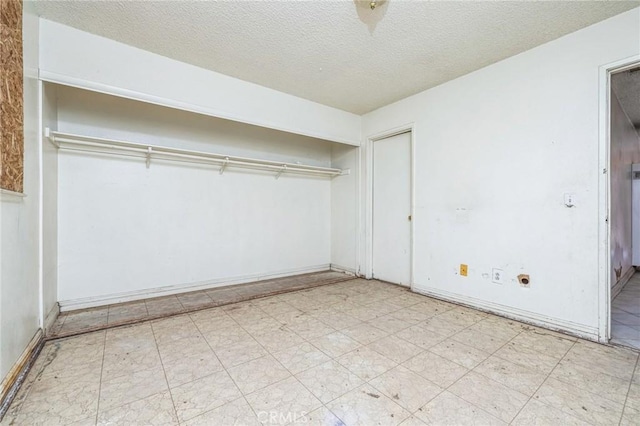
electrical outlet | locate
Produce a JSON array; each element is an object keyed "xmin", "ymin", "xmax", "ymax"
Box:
[
  {"xmin": 492, "ymin": 268, "xmax": 504, "ymax": 284},
  {"xmin": 460, "ymin": 264, "xmax": 468, "ymax": 276}
]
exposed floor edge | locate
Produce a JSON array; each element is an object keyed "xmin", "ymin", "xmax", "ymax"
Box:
[
  {"xmin": 0, "ymin": 330, "xmax": 45, "ymax": 422},
  {"xmin": 411, "ymin": 286, "xmax": 603, "ymax": 345},
  {"xmin": 47, "ymin": 271, "xmax": 358, "ymax": 341}
]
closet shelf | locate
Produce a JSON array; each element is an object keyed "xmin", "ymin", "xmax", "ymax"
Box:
[{"xmin": 46, "ymin": 129, "xmax": 347, "ymax": 179}]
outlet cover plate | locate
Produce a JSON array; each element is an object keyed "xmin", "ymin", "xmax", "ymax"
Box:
[{"xmin": 492, "ymin": 268, "xmax": 504, "ymax": 284}]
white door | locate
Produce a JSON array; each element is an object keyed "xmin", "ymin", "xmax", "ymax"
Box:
[{"xmin": 372, "ymin": 132, "xmax": 411, "ymax": 286}]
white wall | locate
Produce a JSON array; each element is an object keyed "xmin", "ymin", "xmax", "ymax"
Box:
[
  {"xmin": 0, "ymin": 3, "xmax": 41, "ymax": 379},
  {"xmin": 610, "ymin": 87, "xmax": 640, "ymax": 286},
  {"xmin": 331, "ymin": 144, "xmax": 359, "ymax": 273},
  {"xmin": 54, "ymin": 87, "xmax": 335, "ymax": 306},
  {"xmin": 38, "ymin": 19, "xmax": 361, "ymax": 147},
  {"xmin": 361, "ymin": 8, "xmax": 640, "ymax": 338}
]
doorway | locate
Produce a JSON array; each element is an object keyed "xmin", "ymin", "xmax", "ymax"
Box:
[
  {"xmin": 608, "ymin": 64, "xmax": 640, "ymax": 349},
  {"xmin": 371, "ymin": 131, "xmax": 412, "ymax": 286}
]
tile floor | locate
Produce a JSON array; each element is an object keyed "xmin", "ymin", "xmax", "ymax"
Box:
[
  {"xmin": 612, "ymin": 272, "xmax": 640, "ymax": 350},
  {"xmin": 49, "ymin": 271, "xmax": 353, "ymax": 339},
  {"xmin": 4, "ymin": 279, "xmax": 640, "ymax": 425}
]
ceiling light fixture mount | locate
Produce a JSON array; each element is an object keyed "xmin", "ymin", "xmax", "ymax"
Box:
[{"xmin": 370, "ymin": 1, "xmax": 377, "ymax": 10}]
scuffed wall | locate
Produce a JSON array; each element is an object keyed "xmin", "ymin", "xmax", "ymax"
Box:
[{"xmin": 0, "ymin": 0, "xmax": 23, "ymax": 193}]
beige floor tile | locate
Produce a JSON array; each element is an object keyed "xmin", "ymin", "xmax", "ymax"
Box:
[
  {"xmin": 493, "ymin": 341, "xmax": 562, "ymax": 374},
  {"xmin": 214, "ymin": 339, "xmax": 268, "ymax": 369},
  {"xmin": 341, "ymin": 323, "xmax": 389, "ymax": 345},
  {"xmin": 170, "ymin": 370, "xmax": 242, "ymax": 422},
  {"xmin": 419, "ymin": 315, "xmax": 469, "ymax": 337},
  {"xmin": 406, "ymin": 300, "xmax": 453, "ymax": 318},
  {"xmin": 564, "ymin": 341, "xmax": 638, "ymax": 380},
  {"xmin": 97, "ymin": 391, "xmax": 178, "ymax": 425},
  {"xmin": 227, "ymin": 355, "xmax": 291, "ymax": 394},
  {"xmin": 286, "ymin": 319, "xmax": 336, "ymax": 340},
  {"xmin": 200, "ymin": 325, "xmax": 255, "ymax": 350},
  {"xmin": 429, "ymin": 339, "xmax": 490, "ymax": 369},
  {"xmin": 414, "ymin": 391, "xmax": 506, "ymax": 426},
  {"xmin": 245, "ymin": 376, "xmax": 322, "ymax": 425},
  {"xmin": 99, "ymin": 366, "xmax": 169, "ymax": 410},
  {"xmin": 309, "ymin": 331, "xmax": 361, "ymax": 358},
  {"xmin": 157, "ymin": 334, "xmax": 213, "ymax": 364},
  {"xmin": 368, "ymin": 335, "xmax": 423, "ymax": 364},
  {"xmin": 294, "ymin": 406, "xmax": 344, "ymax": 425},
  {"xmin": 162, "ymin": 351, "xmax": 224, "ymax": 387},
  {"xmin": 475, "ymin": 355, "xmax": 547, "ymax": 396},
  {"xmin": 511, "ymin": 399, "xmax": 590, "ymax": 426},
  {"xmin": 550, "ymin": 358, "xmax": 632, "ymax": 404},
  {"xmin": 620, "ymin": 404, "xmax": 640, "ymax": 426},
  {"xmin": 295, "ymin": 360, "xmax": 364, "ymax": 403},
  {"xmin": 436, "ymin": 308, "xmax": 484, "ymax": 328},
  {"xmin": 398, "ymin": 416, "xmax": 428, "ymax": 426},
  {"xmin": 533, "ymin": 377, "xmax": 625, "ymax": 425},
  {"xmin": 389, "ymin": 308, "xmax": 433, "ymax": 324},
  {"xmin": 466, "ymin": 319, "xmax": 522, "ymax": 342},
  {"xmin": 182, "ymin": 397, "xmax": 261, "ymax": 426},
  {"xmin": 102, "ymin": 346, "xmax": 163, "ymax": 379},
  {"xmin": 327, "ymin": 385, "xmax": 411, "ymax": 426},
  {"xmin": 311, "ymin": 309, "xmax": 362, "ymax": 330},
  {"xmin": 450, "ymin": 328, "xmax": 511, "ymax": 353},
  {"xmin": 369, "ymin": 365, "xmax": 442, "ymax": 412},
  {"xmin": 626, "ymin": 383, "xmax": 640, "ymax": 411},
  {"xmin": 337, "ymin": 346, "xmax": 397, "ymax": 380},
  {"xmin": 15, "ymin": 371, "xmax": 100, "ymax": 425},
  {"xmin": 252, "ymin": 327, "xmax": 307, "ymax": 352},
  {"xmin": 271, "ymin": 342, "xmax": 331, "ymax": 375},
  {"xmin": 396, "ymin": 324, "xmax": 448, "ymax": 350},
  {"xmin": 509, "ymin": 330, "xmax": 575, "ymax": 358},
  {"xmin": 448, "ymin": 372, "xmax": 529, "ymax": 423},
  {"xmin": 403, "ymin": 351, "xmax": 469, "ymax": 388},
  {"xmin": 108, "ymin": 301, "xmax": 148, "ymax": 324},
  {"xmin": 367, "ymin": 314, "xmax": 414, "ymax": 334}
]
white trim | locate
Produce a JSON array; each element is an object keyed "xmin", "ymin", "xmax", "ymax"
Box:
[
  {"xmin": 0, "ymin": 329, "xmax": 43, "ymax": 415},
  {"xmin": 37, "ymin": 80, "xmax": 44, "ymax": 329},
  {"xmin": 58, "ymin": 264, "xmax": 331, "ymax": 311},
  {"xmin": 413, "ymin": 286, "xmax": 599, "ymax": 341},
  {"xmin": 39, "ymin": 70, "xmax": 360, "ymax": 147},
  {"xmin": 0, "ymin": 189, "xmax": 26, "ymax": 200},
  {"xmin": 330, "ymin": 264, "xmax": 358, "ymax": 276},
  {"xmin": 598, "ymin": 55, "xmax": 640, "ymax": 344},
  {"xmin": 363, "ymin": 124, "xmax": 416, "ymax": 286}
]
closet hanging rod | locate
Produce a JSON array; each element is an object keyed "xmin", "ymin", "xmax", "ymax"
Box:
[{"xmin": 45, "ymin": 129, "xmax": 347, "ymax": 178}]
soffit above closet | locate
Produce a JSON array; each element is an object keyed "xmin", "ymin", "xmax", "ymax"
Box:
[{"xmin": 33, "ymin": 1, "xmax": 638, "ymax": 115}]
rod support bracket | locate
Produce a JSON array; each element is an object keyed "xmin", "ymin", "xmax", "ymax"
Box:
[
  {"xmin": 275, "ymin": 164, "xmax": 287, "ymax": 180},
  {"xmin": 220, "ymin": 157, "xmax": 229, "ymax": 175}
]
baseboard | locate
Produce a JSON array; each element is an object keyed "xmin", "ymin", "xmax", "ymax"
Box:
[
  {"xmin": 412, "ymin": 286, "xmax": 599, "ymax": 341},
  {"xmin": 330, "ymin": 264, "xmax": 357, "ymax": 276},
  {"xmin": 0, "ymin": 330, "xmax": 44, "ymax": 421},
  {"xmin": 43, "ymin": 303, "xmax": 60, "ymax": 334},
  {"xmin": 612, "ymin": 266, "xmax": 635, "ymax": 300},
  {"xmin": 59, "ymin": 264, "xmax": 332, "ymax": 312}
]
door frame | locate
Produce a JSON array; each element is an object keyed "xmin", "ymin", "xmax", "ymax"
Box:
[
  {"xmin": 598, "ymin": 55, "xmax": 640, "ymax": 343},
  {"xmin": 363, "ymin": 123, "xmax": 416, "ymax": 288}
]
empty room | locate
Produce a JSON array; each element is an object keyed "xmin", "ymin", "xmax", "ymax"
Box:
[{"xmin": 1, "ymin": 1, "xmax": 640, "ymax": 425}]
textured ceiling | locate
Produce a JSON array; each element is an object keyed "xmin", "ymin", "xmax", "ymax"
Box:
[
  {"xmin": 612, "ymin": 68, "xmax": 640, "ymax": 130},
  {"xmin": 33, "ymin": 0, "xmax": 639, "ymax": 114}
]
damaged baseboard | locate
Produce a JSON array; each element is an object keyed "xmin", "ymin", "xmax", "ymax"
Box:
[
  {"xmin": 0, "ymin": 330, "xmax": 44, "ymax": 422},
  {"xmin": 43, "ymin": 303, "xmax": 60, "ymax": 335},
  {"xmin": 612, "ymin": 266, "xmax": 635, "ymax": 300}
]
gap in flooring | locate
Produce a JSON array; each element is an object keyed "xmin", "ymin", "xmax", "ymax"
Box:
[
  {"xmin": 50, "ymin": 271, "xmax": 354, "ymax": 339},
  {"xmin": 4, "ymin": 278, "xmax": 639, "ymax": 425},
  {"xmin": 612, "ymin": 271, "xmax": 640, "ymax": 350}
]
